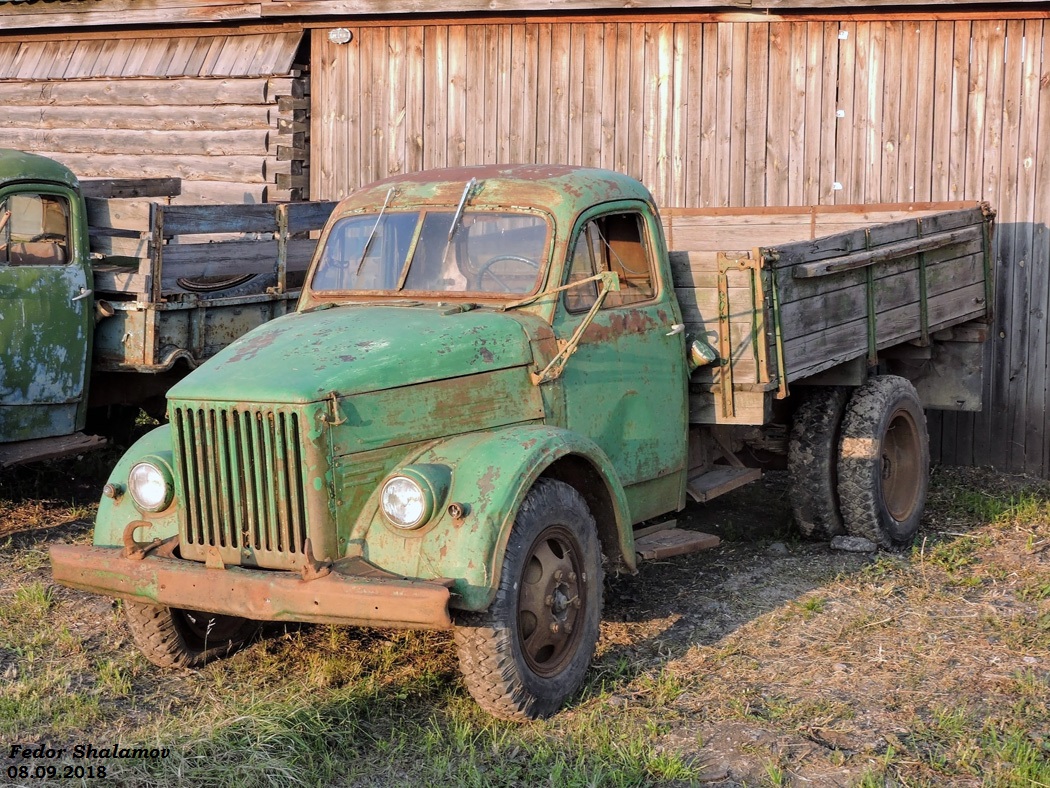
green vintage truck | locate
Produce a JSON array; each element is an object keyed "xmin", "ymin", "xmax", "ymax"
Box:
[
  {"xmin": 51, "ymin": 165, "xmax": 993, "ymax": 720},
  {"xmin": 0, "ymin": 149, "xmax": 334, "ymax": 468}
]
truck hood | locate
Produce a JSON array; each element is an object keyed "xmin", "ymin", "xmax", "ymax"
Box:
[{"xmin": 167, "ymin": 304, "xmax": 537, "ymax": 404}]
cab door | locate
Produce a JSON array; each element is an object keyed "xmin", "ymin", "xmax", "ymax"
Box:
[
  {"xmin": 0, "ymin": 187, "xmax": 93, "ymax": 442},
  {"xmin": 551, "ymin": 202, "xmax": 688, "ymax": 520}
]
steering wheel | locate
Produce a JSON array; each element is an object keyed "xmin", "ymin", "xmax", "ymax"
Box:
[{"xmin": 475, "ymin": 254, "xmax": 540, "ymax": 292}]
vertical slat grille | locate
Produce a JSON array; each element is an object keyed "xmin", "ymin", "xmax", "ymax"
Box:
[{"xmin": 173, "ymin": 405, "xmax": 308, "ymax": 568}]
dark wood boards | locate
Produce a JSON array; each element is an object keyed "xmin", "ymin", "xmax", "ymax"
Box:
[
  {"xmin": 670, "ymin": 202, "xmax": 991, "ymax": 426},
  {"xmin": 89, "ymin": 197, "xmax": 337, "ymax": 298}
]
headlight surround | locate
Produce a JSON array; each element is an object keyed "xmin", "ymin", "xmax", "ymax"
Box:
[
  {"xmin": 128, "ymin": 460, "xmax": 173, "ymax": 513},
  {"xmin": 379, "ymin": 464, "xmax": 451, "ymax": 530}
]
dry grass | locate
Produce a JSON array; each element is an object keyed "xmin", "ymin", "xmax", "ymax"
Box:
[{"xmin": 1, "ymin": 462, "xmax": 1047, "ymax": 786}]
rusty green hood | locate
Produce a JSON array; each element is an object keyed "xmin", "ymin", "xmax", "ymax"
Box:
[{"xmin": 167, "ymin": 303, "xmax": 537, "ymax": 404}]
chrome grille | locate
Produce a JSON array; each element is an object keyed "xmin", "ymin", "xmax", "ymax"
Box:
[{"xmin": 172, "ymin": 405, "xmax": 308, "ymax": 568}]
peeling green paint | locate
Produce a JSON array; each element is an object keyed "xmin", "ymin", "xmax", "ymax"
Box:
[
  {"xmin": 0, "ymin": 151, "xmax": 92, "ymax": 442},
  {"xmin": 88, "ymin": 166, "xmax": 682, "ymax": 619}
]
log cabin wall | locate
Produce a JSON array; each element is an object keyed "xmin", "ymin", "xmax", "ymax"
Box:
[
  {"xmin": 0, "ymin": 30, "xmax": 309, "ymax": 203},
  {"xmin": 310, "ymin": 13, "xmax": 1050, "ymax": 476}
]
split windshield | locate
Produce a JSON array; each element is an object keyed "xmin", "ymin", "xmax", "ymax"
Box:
[{"xmin": 311, "ymin": 210, "xmax": 549, "ymax": 296}]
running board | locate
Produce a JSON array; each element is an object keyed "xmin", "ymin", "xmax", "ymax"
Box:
[
  {"xmin": 635, "ymin": 522, "xmax": 721, "ymax": 561},
  {"xmin": 0, "ymin": 432, "xmax": 108, "ymax": 468},
  {"xmin": 686, "ymin": 466, "xmax": 762, "ymax": 503}
]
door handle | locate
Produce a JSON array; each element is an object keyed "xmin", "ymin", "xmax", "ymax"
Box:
[
  {"xmin": 72, "ymin": 287, "xmax": 92, "ymax": 302},
  {"xmin": 666, "ymin": 323, "xmax": 685, "ymax": 336}
]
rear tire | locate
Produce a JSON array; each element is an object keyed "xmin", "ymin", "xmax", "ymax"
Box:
[
  {"xmin": 453, "ymin": 478, "xmax": 603, "ymax": 721},
  {"xmin": 124, "ymin": 602, "xmax": 257, "ymax": 668},
  {"xmin": 788, "ymin": 386, "xmax": 850, "ymax": 539},
  {"xmin": 837, "ymin": 375, "xmax": 929, "ymax": 550}
]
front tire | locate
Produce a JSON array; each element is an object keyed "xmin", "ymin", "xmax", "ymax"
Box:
[
  {"xmin": 453, "ymin": 478, "xmax": 603, "ymax": 721},
  {"xmin": 837, "ymin": 375, "xmax": 929, "ymax": 550},
  {"xmin": 124, "ymin": 602, "xmax": 258, "ymax": 668}
]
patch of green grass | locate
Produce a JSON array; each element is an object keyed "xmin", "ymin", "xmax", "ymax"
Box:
[
  {"xmin": 9, "ymin": 581, "xmax": 54, "ymax": 617},
  {"xmin": 97, "ymin": 686, "xmax": 707, "ymax": 788},
  {"xmin": 923, "ymin": 533, "xmax": 992, "ymax": 574},
  {"xmin": 954, "ymin": 488, "xmax": 1016, "ymax": 521},
  {"xmin": 0, "ymin": 667, "xmax": 106, "ymax": 736},
  {"xmin": 636, "ymin": 667, "xmax": 685, "ymax": 706},
  {"xmin": 96, "ymin": 658, "xmax": 133, "ymax": 697},
  {"xmin": 763, "ymin": 760, "xmax": 788, "ymax": 787},
  {"xmin": 796, "ymin": 595, "xmax": 826, "ymax": 618}
]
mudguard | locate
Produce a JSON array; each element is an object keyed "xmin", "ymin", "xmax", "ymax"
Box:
[
  {"xmin": 349, "ymin": 424, "xmax": 635, "ymax": 610},
  {"xmin": 93, "ymin": 424, "xmax": 178, "ymax": 548}
]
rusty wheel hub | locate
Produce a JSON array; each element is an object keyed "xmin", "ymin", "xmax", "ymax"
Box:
[
  {"xmin": 881, "ymin": 408, "xmax": 922, "ymax": 522},
  {"xmin": 517, "ymin": 525, "xmax": 586, "ymax": 677}
]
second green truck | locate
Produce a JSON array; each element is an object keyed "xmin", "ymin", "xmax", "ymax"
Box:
[{"xmin": 51, "ymin": 165, "xmax": 994, "ymax": 720}]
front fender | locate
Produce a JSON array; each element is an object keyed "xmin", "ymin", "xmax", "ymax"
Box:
[
  {"xmin": 93, "ymin": 424, "xmax": 179, "ymax": 548},
  {"xmin": 351, "ymin": 425, "xmax": 633, "ymax": 610}
]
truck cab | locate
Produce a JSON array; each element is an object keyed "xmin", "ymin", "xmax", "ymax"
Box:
[
  {"xmin": 52, "ymin": 165, "xmax": 692, "ymax": 720},
  {"xmin": 0, "ymin": 149, "xmax": 95, "ymax": 452}
]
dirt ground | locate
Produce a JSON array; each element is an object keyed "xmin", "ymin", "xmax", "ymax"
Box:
[{"xmin": 1, "ymin": 453, "xmax": 1048, "ymax": 786}]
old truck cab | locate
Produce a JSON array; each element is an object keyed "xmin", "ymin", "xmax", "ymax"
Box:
[
  {"xmin": 0, "ymin": 149, "xmax": 95, "ymax": 451},
  {"xmin": 52, "ymin": 166, "xmax": 691, "ymax": 720}
]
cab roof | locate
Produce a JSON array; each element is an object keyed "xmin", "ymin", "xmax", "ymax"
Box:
[
  {"xmin": 334, "ymin": 165, "xmax": 656, "ymax": 226},
  {"xmin": 0, "ymin": 149, "xmax": 80, "ymax": 191}
]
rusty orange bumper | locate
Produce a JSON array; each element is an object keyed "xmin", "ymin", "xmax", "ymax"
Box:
[{"xmin": 50, "ymin": 544, "xmax": 452, "ymax": 630}]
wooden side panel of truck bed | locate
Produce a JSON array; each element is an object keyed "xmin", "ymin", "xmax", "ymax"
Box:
[
  {"xmin": 85, "ymin": 197, "xmax": 338, "ymax": 373},
  {"xmin": 664, "ymin": 202, "xmax": 994, "ymax": 426}
]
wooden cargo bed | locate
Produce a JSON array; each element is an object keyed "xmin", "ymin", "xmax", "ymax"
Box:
[
  {"xmin": 85, "ymin": 194, "xmax": 337, "ymax": 373},
  {"xmin": 664, "ymin": 202, "xmax": 995, "ymax": 426}
]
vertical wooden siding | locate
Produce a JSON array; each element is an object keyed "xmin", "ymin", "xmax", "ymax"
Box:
[{"xmin": 312, "ymin": 19, "xmax": 1050, "ymax": 475}]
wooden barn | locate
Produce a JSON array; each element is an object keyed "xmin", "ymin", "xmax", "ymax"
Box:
[{"xmin": 1, "ymin": 0, "xmax": 1049, "ymax": 476}]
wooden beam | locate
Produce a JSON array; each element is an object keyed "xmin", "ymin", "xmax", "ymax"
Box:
[
  {"xmin": 3, "ymin": 104, "xmax": 273, "ymax": 131},
  {"xmin": 81, "ymin": 178, "xmax": 182, "ymax": 199},
  {"xmin": 0, "ymin": 128, "xmax": 270, "ymax": 157},
  {"xmin": 29, "ymin": 151, "xmax": 273, "ymax": 184},
  {"xmin": 0, "ymin": 78, "xmax": 277, "ymax": 106}
]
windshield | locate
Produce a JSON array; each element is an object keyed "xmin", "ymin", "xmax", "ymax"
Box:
[{"xmin": 311, "ymin": 210, "xmax": 549, "ymax": 296}]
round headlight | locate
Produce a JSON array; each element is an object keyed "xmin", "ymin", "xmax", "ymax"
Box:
[
  {"xmin": 381, "ymin": 475, "xmax": 431, "ymax": 529},
  {"xmin": 128, "ymin": 461, "xmax": 173, "ymax": 512}
]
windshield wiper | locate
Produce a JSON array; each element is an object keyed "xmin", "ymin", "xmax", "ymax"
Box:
[
  {"xmin": 355, "ymin": 187, "xmax": 397, "ymax": 275},
  {"xmin": 441, "ymin": 177, "xmax": 478, "ymax": 267}
]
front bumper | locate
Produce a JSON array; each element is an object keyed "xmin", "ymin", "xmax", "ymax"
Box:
[{"xmin": 50, "ymin": 544, "xmax": 452, "ymax": 630}]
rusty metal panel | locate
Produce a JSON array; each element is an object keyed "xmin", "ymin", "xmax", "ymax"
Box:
[
  {"xmin": 50, "ymin": 544, "xmax": 452, "ymax": 630},
  {"xmin": 170, "ymin": 402, "xmax": 328, "ymax": 571}
]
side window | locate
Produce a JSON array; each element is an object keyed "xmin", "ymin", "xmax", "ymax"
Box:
[
  {"xmin": 564, "ymin": 212, "xmax": 654, "ymax": 312},
  {"xmin": 0, "ymin": 193, "xmax": 71, "ymax": 267}
]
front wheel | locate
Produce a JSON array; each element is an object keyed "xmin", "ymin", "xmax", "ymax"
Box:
[
  {"xmin": 837, "ymin": 375, "xmax": 929, "ymax": 550},
  {"xmin": 124, "ymin": 602, "xmax": 258, "ymax": 668},
  {"xmin": 453, "ymin": 478, "xmax": 603, "ymax": 721}
]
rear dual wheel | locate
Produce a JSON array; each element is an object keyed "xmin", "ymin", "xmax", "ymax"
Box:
[
  {"xmin": 788, "ymin": 386, "xmax": 850, "ymax": 539},
  {"xmin": 789, "ymin": 376, "xmax": 929, "ymax": 550},
  {"xmin": 837, "ymin": 376, "xmax": 929, "ymax": 550}
]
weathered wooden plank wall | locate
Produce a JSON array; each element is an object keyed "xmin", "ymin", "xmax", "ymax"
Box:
[
  {"xmin": 0, "ymin": 32, "xmax": 309, "ymax": 203},
  {"xmin": 312, "ymin": 17, "xmax": 1050, "ymax": 475}
]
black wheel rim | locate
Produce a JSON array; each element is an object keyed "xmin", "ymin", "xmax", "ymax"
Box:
[{"xmin": 516, "ymin": 525, "xmax": 587, "ymax": 677}]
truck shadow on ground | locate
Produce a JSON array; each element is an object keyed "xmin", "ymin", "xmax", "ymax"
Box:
[{"xmin": 591, "ymin": 471, "xmax": 883, "ymax": 685}]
